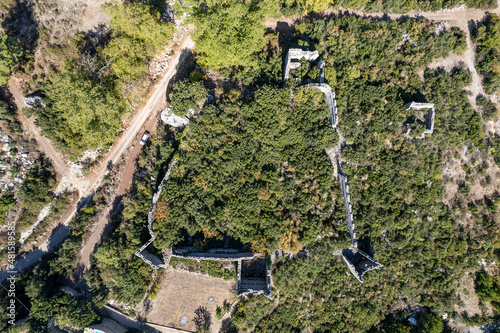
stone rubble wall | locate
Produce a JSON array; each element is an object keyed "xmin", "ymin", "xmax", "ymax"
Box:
[
  {"xmin": 161, "ymin": 106, "xmax": 190, "ymax": 128},
  {"xmin": 135, "ymin": 159, "xmax": 178, "ymax": 269}
]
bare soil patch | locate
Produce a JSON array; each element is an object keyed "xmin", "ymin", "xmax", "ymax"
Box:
[
  {"xmin": 455, "ymin": 272, "xmax": 494, "ymax": 317},
  {"xmin": 146, "ymin": 269, "xmax": 236, "ymax": 333}
]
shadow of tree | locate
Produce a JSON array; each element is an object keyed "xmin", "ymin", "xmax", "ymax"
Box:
[
  {"xmin": 193, "ymin": 306, "xmax": 212, "ymax": 333},
  {"xmin": 219, "ymin": 318, "xmax": 237, "ymax": 333},
  {"xmin": 1, "ymin": 0, "xmax": 38, "ymax": 52}
]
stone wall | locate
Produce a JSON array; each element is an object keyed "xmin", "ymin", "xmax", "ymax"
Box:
[
  {"xmin": 171, "ymin": 252, "xmax": 255, "ymax": 261},
  {"xmin": 308, "ymin": 83, "xmax": 338, "ymax": 128},
  {"xmin": 337, "ymin": 161, "xmax": 357, "ymax": 248},
  {"xmin": 317, "ymin": 60, "xmax": 325, "ymax": 84},
  {"xmin": 135, "ymin": 159, "xmax": 178, "ymax": 269}
]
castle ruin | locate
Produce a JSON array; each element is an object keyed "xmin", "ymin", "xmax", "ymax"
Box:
[
  {"xmin": 283, "ymin": 48, "xmax": 319, "ymax": 80},
  {"xmin": 403, "ymin": 102, "xmax": 435, "ymax": 138}
]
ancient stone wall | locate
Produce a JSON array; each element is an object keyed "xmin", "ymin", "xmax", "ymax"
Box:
[
  {"xmin": 337, "ymin": 161, "xmax": 357, "ymax": 248},
  {"xmin": 308, "ymin": 83, "xmax": 338, "ymax": 128},
  {"xmin": 284, "ymin": 48, "xmax": 319, "ymax": 80},
  {"xmin": 135, "ymin": 159, "xmax": 178, "ymax": 269},
  {"xmin": 170, "ymin": 252, "xmax": 255, "ymax": 261}
]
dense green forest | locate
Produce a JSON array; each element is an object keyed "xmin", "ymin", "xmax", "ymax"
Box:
[
  {"xmin": 156, "ymin": 84, "xmax": 338, "ymax": 252},
  {"xmin": 182, "ymin": 0, "xmax": 279, "ymax": 70},
  {"xmin": 17, "ymin": 157, "xmax": 57, "ymax": 227},
  {"xmin": 222, "ymin": 16, "xmax": 484, "ymax": 332},
  {"xmin": 279, "ymin": 0, "xmax": 496, "ymax": 14},
  {"xmin": 80, "ymin": 11, "xmax": 499, "ymax": 332},
  {"xmin": 474, "ymin": 14, "xmax": 500, "ymax": 95},
  {"xmin": 4, "ymin": 0, "xmax": 500, "ymax": 331}
]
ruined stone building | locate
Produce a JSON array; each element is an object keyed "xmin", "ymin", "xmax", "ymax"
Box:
[
  {"xmin": 237, "ymin": 258, "xmax": 272, "ymax": 298},
  {"xmin": 403, "ymin": 102, "xmax": 435, "ymax": 138},
  {"xmin": 283, "ymin": 48, "xmax": 319, "ymax": 80}
]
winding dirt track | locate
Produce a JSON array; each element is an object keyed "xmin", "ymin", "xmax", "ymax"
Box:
[
  {"xmin": 0, "ymin": 35, "xmax": 194, "ymax": 282},
  {"xmin": 266, "ymin": 3, "xmax": 500, "ymax": 109},
  {"xmin": 78, "ymin": 35, "xmax": 194, "ymax": 270},
  {"xmin": 7, "ymin": 79, "xmax": 68, "ymax": 176}
]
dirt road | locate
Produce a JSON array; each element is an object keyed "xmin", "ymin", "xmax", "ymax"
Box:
[
  {"xmin": 1, "ymin": 35, "xmax": 194, "ymax": 281},
  {"xmin": 77, "ymin": 35, "xmax": 194, "ymax": 270},
  {"xmin": 266, "ymin": 4, "xmax": 500, "ymax": 109},
  {"xmin": 7, "ymin": 79, "xmax": 68, "ymax": 177},
  {"xmin": 264, "ymin": 5, "xmax": 500, "ymax": 29}
]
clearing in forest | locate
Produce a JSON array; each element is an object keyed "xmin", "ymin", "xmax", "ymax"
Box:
[{"xmin": 146, "ymin": 269, "xmax": 235, "ymax": 332}]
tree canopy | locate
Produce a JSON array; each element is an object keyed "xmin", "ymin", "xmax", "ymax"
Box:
[
  {"xmin": 0, "ymin": 34, "xmax": 22, "ymax": 85},
  {"xmin": 474, "ymin": 14, "xmax": 500, "ymax": 94},
  {"xmin": 30, "ymin": 70, "xmax": 128, "ymax": 152},
  {"xmin": 103, "ymin": 1, "xmax": 175, "ymax": 80},
  {"xmin": 185, "ymin": 0, "xmax": 278, "ymax": 70}
]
